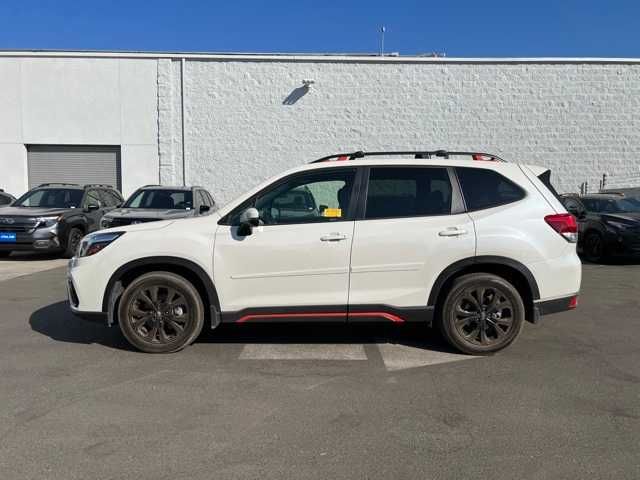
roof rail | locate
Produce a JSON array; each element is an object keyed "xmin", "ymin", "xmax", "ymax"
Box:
[
  {"xmin": 38, "ymin": 183, "xmax": 80, "ymax": 187},
  {"xmin": 310, "ymin": 150, "xmax": 506, "ymax": 164},
  {"xmin": 84, "ymin": 184, "xmax": 114, "ymax": 188}
]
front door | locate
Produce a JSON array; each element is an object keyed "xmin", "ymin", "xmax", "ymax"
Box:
[{"xmin": 214, "ymin": 168, "xmax": 358, "ymax": 321}]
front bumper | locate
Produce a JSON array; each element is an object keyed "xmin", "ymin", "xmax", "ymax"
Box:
[{"xmin": 0, "ymin": 227, "xmax": 62, "ymax": 252}]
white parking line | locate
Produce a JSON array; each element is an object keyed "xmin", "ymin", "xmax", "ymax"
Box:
[
  {"xmin": 238, "ymin": 342, "xmax": 477, "ymax": 370},
  {"xmin": 377, "ymin": 343, "xmax": 475, "ymax": 371},
  {"xmin": 0, "ymin": 258, "xmax": 67, "ymax": 282},
  {"xmin": 239, "ymin": 343, "xmax": 368, "ymax": 361}
]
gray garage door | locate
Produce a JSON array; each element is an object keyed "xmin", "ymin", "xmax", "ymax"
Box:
[{"xmin": 27, "ymin": 145, "xmax": 122, "ymax": 191}]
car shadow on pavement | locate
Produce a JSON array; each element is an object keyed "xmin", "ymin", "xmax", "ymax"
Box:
[
  {"xmin": 0, "ymin": 251, "xmax": 64, "ymax": 262},
  {"xmin": 29, "ymin": 301, "xmax": 134, "ymax": 351},
  {"xmin": 30, "ymin": 301, "xmax": 460, "ymax": 355}
]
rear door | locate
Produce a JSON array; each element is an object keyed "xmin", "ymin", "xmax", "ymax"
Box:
[{"xmin": 348, "ymin": 166, "xmax": 476, "ymax": 319}]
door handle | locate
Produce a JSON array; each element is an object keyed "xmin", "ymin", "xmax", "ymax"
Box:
[
  {"xmin": 320, "ymin": 233, "xmax": 348, "ymax": 242},
  {"xmin": 438, "ymin": 227, "xmax": 468, "ymax": 237}
]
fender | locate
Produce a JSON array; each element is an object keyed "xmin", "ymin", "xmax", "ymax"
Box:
[
  {"xmin": 101, "ymin": 256, "xmax": 221, "ymax": 326},
  {"xmin": 427, "ymin": 255, "xmax": 541, "ymax": 307}
]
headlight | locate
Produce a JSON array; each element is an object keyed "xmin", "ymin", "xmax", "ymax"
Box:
[
  {"xmin": 78, "ymin": 232, "xmax": 125, "ymax": 258},
  {"xmin": 36, "ymin": 215, "xmax": 61, "ymax": 229}
]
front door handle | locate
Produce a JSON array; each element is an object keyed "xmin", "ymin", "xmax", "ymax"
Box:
[
  {"xmin": 438, "ymin": 227, "xmax": 468, "ymax": 237},
  {"xmin": 320, "ymin": 233, "xmax": 348, "ymax": 242}
]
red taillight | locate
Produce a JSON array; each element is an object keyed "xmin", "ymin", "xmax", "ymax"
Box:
[
  {"xmin": 568, "ymin": 296, "xmax": 578, "ymax": 309},
  {"xmin": 544, "ymin": 213, "xmax": 578, "ymax": 243}
]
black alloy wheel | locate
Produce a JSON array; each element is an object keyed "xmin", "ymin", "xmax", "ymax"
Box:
[
  {"xmin": 118, "ymin": 272, "xmax": 204, "ymax": 353},
  {"xmin": 440, "ymin": 273, "xmax": 525, "ymax": 355},
  {"xmin": 584, "ymin": 232, "xmax": 605, "ymax": 263}
]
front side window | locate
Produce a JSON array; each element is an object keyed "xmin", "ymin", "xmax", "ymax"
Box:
[
  {"xmin": 456, "ymin": 167, "xmax": 525, "ymax": 211},
  {"xmin": 125, "ymin": 190, "xmax": 193, "ymax": 210},
  {"xmin": 365, "ymin": 167, "xmax": 452, "ymax": 219},
  {"xmin": 250, "ymin": 170, "xmax": 356, "ymax": 225},
  {"xmin": 0, "ymin": 194, "xmax": 12, "ymax": 206},
  {"xmin": 14, "ymin": 188, "xmax": 83, "ymax": 208},
  {"xmin": 582, "ymin": 197, "xmax": 640, "ymax": 213}
]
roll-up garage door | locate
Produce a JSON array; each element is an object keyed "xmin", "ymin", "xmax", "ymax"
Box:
[{"xmin": 27, "ymin": 145, "xmax": 122, "ymax": 191}]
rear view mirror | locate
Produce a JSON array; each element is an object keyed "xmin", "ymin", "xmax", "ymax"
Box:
[
  {"xmin": 238, "ymin": 207, "xmax": 260, "ymax": 236},
  {"xmin": 86, "ymin": 204, "xmax": 100, "ymax": 212},
  {"xmin": 200, "ymin": 205, "xmax": 210, "ymax": 214}
]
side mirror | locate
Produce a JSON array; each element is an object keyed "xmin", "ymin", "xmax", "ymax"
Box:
[
  {"xmin": 238, "ymin": 207, "xmax": 260, "ymax": 236},
  {"xmin": 199, "ymin": 205, "xmax": 211, "ymax": 214},
  {"xmin": 86, "ymin": 203, "xmax": 100, "ymax": 212}
]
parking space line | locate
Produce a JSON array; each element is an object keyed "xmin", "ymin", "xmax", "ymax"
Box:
[
  {"xmin": 378, "ymin": 343, "xmax": 475, "ymax": 371},
  {"xmin": 239, "ymin": 343, "xmax": 368, "ymax": 361}
]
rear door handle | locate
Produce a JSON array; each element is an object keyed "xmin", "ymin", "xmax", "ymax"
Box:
[
  {"xmin": 320, "ymin": 233, "xmax": 348, "ymax": 242},
  {"xmin": 438, "ymin": 227, "xmax": 468, "ymax": 237}
]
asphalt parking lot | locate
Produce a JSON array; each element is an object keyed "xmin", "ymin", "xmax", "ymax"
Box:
[{"xmin": 0, "ymin": 257, "xmax": 639, "ymax": 480}]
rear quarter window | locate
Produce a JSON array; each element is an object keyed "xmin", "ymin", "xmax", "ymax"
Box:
[{"xmin": 456, "ymin": 167, "xmax": 525, "ymax": 211}]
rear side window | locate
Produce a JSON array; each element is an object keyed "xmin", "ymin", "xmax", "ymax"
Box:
[
  {"xmin": 365, "ymin": 167, "xmax": 452, "ymax": 219},
  {"xmin": 456, "ymin": 167, "xmax": 525, "ymax": 211}
]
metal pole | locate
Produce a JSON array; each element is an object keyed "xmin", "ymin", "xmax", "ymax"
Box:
[
  {"xmin": 180, "ymin": 57, "xmax": 187, "ymax": 186},
  {"xmin": 380, "ymin": 26, "xmax": 385, "ymax": 56}
]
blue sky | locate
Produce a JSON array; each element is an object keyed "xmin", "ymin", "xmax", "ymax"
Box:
[{"xmin": 0, "ymin": 0, "xmax": 638, "ymax": 57}]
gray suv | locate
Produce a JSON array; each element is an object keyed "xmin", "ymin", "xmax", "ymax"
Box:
[
  {"xmin": 0, "ymin": 183, "xmax": 123, "ymax": 258},
  {"xmin": 100, "ymin": 185, "xmax": 215, "ymax": 229}
]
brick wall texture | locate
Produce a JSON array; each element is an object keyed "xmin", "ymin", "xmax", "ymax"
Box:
[{"xmin": 157, "ymin": 59, "xmax": 640, "ymax": 204}]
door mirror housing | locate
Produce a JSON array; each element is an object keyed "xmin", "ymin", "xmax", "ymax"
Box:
[
  {"xmin": 86, "ymin": 203, "xmax": 100, "ymax": 212},
  {"xmin": 199, "ymin": 204, "xmax": 211, "ymax": 214},
  {"xmin": 238, "ymin": 207, "xmax": 260, "ymax": 236}
]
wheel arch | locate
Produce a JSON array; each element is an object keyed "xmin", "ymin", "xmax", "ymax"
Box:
[
  {"xmin": 428, "ymin": 256, "xmax": 540, "ymax": 323},
  {"xmin": 102, "ymin": 256, "xmax": 221, "ymax": 327}
]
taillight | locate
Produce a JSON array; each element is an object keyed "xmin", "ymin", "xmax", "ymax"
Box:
[
  {"xmin": 568, "ymin": 296, "xmax": 578, "ymax": 309},
  {"xmin": 544, "ymin": 213, "xmax": 578, "ymax": 243}
]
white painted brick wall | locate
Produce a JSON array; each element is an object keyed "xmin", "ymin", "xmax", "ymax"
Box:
[{"xmin": 160, "ymin": 59, "xmax": 640, "ymax": 204}]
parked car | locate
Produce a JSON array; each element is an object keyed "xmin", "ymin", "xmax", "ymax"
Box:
[
  {"xmin": 561, "ymin": 193, "xmax": 640, "ymax": 262},
  {"xmin": 0, "ymin": 183, "xmax": 123, "ymax": 258},
  {"xmin": 0, "ymin": 189, "xmax": 15, "ymax": 206},
  {"xmin": 68, "ymin": 150, "xmax": 581, "ymax": 354},
  {"xmin": 100, "ymin": 185, "xmax": 215, "ymax": 229}
]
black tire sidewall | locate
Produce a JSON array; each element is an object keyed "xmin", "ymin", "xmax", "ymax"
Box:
[
  {"xmin": 584, "ymin": 232, "xmax": 605, "ymax": 263},
  {"xmin": 63, "ymin": 228, "xmax": 83, "ymax": 259},
  {"xmin": 118, "ymin": 272, "xmax": 205, "ymax": 353},
  {"xmin": 440, "ymin": 273, "xmax": 525, "ymax": 355}
]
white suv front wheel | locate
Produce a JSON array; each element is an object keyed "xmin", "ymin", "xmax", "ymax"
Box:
[
  {"xmin": 118, "ymin": 272, "xmax": 205, "ymax": 353},
  {"xmin": 440, "ymin": 273, "xmax": 525, "ymax": 355}
]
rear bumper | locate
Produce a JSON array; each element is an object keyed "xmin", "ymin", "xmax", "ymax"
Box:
[{"xmin": 533, "ymin": 294, "xmax": 578, "ymax": 321}]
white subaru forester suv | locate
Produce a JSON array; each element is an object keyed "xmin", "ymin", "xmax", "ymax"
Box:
[{"xmin": 68, "ymin": 150, "xmax": 581, "ymax": 354}]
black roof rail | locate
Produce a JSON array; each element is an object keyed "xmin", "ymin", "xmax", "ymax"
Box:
[
  {"xmin": 139, "ymin": 184, "xmax": 161, "ymax": 188},
  {"xmin": 38, "ymin": 183, "xmax": 80, "ymax": 187},
  {"xmin": 310, "ymin": 150, "xmax": 506, "ymax": 164},
  {"xmin": 84, "ymin": 184, "xmax": 114, "ymax": 189}
]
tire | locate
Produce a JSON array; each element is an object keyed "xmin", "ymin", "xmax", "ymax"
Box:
[
  {"xmin": 118, "ymin": 272, "xmax": 205, "ymax": 353},
  {"xmin": 63, "ymin": 228, "xmax": 84, "ymax": 259},
  {"xmin": 583, "ymin": 231, "xmax": 605, "ymax": 263},
  {"xmin": 439, "ymin": 273, "xmax": 525, "ymax": 355},
  {"xmin": 0, "ymin": 251, "xmax": 11, "ymax": 258}
]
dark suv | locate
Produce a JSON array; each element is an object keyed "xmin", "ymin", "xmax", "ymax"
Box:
[
  {"xmin": 100, "ymin": 185, "xmax": 215, "ymax": 229},
  {"xmin": 561, "ymin": 193, "xmax": 640, "ymax": 262},
  {"xmin": 0, "ymin": 189, "xmax": 15, "ymax": 206},
  {"xmin": 0, "ymin": 183, "xmax": 123, "ymax": 258}
]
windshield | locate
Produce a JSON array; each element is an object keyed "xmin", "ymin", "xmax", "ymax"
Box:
[
  {"xmin": 582, "ymin": 197, "xmax": 640, "ymax": 214},
  {"xmin": 124, "ymin": 189, "xmax": 193, "ymax": 210},
  {"xmin": 14, "ymin": 188, "xmax": 83, "ymax": 208}
]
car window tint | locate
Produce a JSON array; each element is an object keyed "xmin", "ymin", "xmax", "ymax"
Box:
[
  {"xmin": 0, "ymin": 194, "xmax": 11, "ymax": 205},
  {"xmin": 98, "ymin": 190, "xmax": 117, "ymax": 207},
  {"xmin": 254, "ymin": 170, "xmax": 356, "ymax": 225},
  {"xmin": 206, "ymin": 192, "xmax": 215, "ymax": 208},
  {"xmin": 84, "ymin": 190, "xmax": 102, "ymax": 207},
  {"xmin": 581, "ymin": 198, "xmax": 599, "ymax": 212},
  {"xmin": 365, "ymin": 167, "xmax": 452, "ymax": 219},
  {"xmin": 456, "ymin": 167, "xmax": 525, "ymax": 211}
]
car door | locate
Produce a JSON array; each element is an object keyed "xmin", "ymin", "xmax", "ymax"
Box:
[
  {"xmin": 348, "ymin": 166, "xmax": 476, "ymax": 321},
  {"xmin": 82, "ymin": 189, "xmax": 104, "ymax": 232},
  {"xmin": 214, "ymin": 168, "xmax": 358, "ymax": 318}
]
